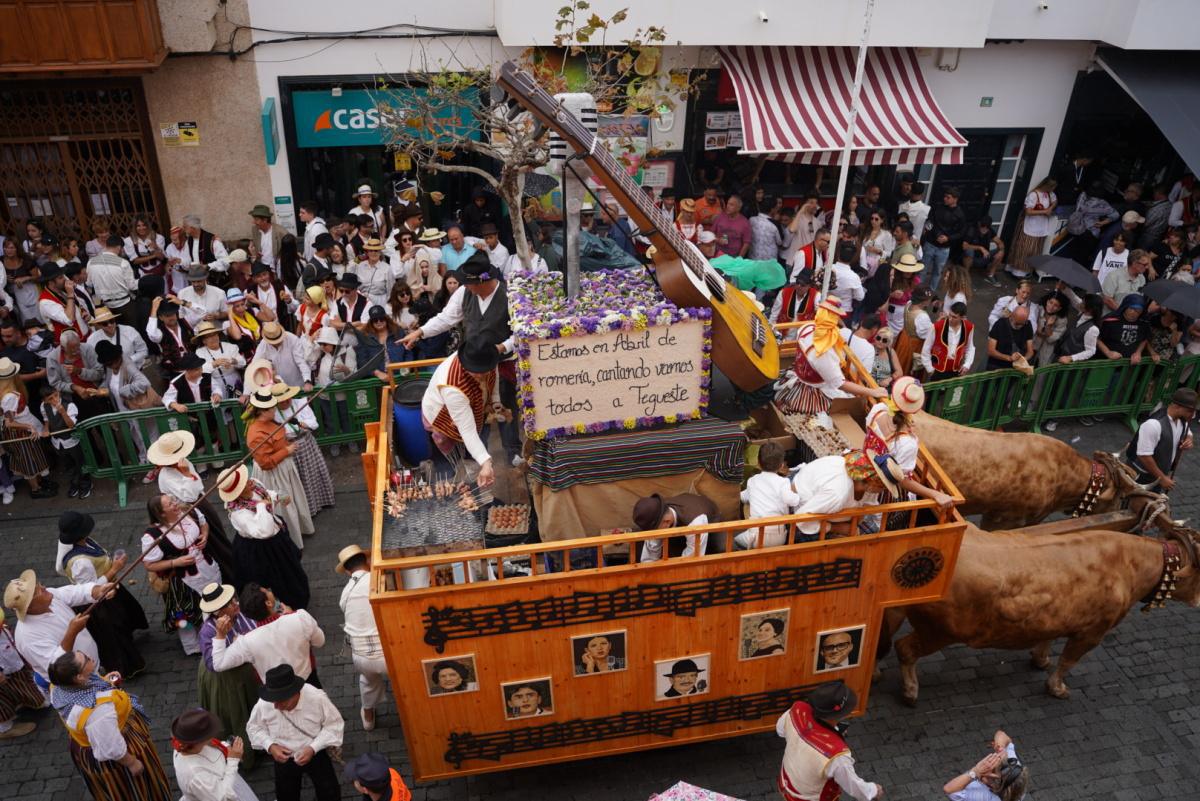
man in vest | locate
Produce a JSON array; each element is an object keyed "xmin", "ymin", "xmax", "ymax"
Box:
[
  {"xmin": 770, "ymin": 272, "xmax": 821, "ymax": 341},
  {"xmin": 789, "ymin": 229, "xmax": 830, "ymax": 284},
  {"xmin": 249, "ymin": 204, "xmax": 287, "ymax": 274},
  {"xmin": 632, "ymin": 492, "xmax": 719, "ymax": 562},
  {"xmin": 1124, "ymin": 388, "xmax": 1195, "ymax": 493},
  {"xmin": 403, "ymin": 250, "xmax": 522, "ymax": 464},
  {"xmin": 344, "ymin": 752, "xmax": 413, "ymax": 801},
  {"xmin": 146, "ymin": 298, "xmax": 195, "ymax": 382},
  {"xmin": 36, "ymin": 262, "xmax": 85, "ymax": 343},
  {"xmin": 163, "ymin": 353, "xmax": 221, "ymax": 413},
  {"xmin": 181, "ymin": 213, "xmax": 229, "ymax": 275},
  {"xmin": 246, "ymin": 260, "xmax": 296, "ymax": 329},
  {"xmin": 420, "ymin": 334, "xmax": 502, "ymax": 487},
  {"xmin": 331, "ymin": 272, "xmax": 370, "ymax": 332},
  {"xmin": 85, "ymin": 306, "xmax": 148, "ymax": 371},
  {"xmin": 920, "ymin": 301, "xmax": 975, "ymax": 382},
  {"xmin": 85, "ymin": 234, "xmax": 140, "ymax": 328},
  {"xmin": 776, "ymin": 680, "xmax": 882, "ymax": 801},
  {"xmin": 300, "ymin": 232, "xmax": 336, "ymax": 292}
]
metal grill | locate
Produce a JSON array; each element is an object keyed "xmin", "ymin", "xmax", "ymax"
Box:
[{"xmin": 0, "ymin": 81, "xmax": 166, "ymax": 241}]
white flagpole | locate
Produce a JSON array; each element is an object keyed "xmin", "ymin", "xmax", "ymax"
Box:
[{"xmin": 822, "ymin": 0, "xmax": 877, "ymax": 299}]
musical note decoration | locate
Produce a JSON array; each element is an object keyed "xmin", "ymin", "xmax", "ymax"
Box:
[
  {"xmin": 443, "ymin": 681, "xmax": 825, "ymax": 767},
  {"xmin": 422, "ymin": 559, "xmax": 863, "ymax": 652}
]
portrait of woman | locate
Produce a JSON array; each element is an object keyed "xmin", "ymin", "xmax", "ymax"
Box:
[
  {"xmin": 571, "ymin": 631, "xmax": 628, "ymax": 676},
  {"xmin": 422, "ymin": 655, "xmax": 479, "ymax": 697},
  {"xmin": 654, "ymin": 655, "xmax": 711, "ymax": 701},
  {"xmin": 739, "ymin": 609, "xmax": 790, "ymax": 660},
  {"xmin": 501, "ymin": 678, "xmax": 554, "ymax": 720},
  {"xmin": 814, "ymin": 625, "xmax": 865, "ymax": 672}
]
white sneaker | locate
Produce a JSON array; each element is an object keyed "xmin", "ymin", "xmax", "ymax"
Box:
[{"xmin": 1, "ymin": 490, "xmax": 13, "ymax": 505}]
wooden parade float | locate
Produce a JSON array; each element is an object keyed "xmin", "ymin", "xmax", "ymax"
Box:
[{"xmin": 363, "ymin": 292, "xmax": 968, "ymax": 779}]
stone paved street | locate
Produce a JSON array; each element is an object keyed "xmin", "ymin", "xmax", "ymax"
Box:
[{"xmin": 2, "ymin": 417, "xmax": 1199, "ymax": 801}]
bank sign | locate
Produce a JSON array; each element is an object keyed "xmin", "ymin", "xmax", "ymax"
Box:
[{"xmin": 292, "ymin": 89, "xmax": 477, "ymax": 149}]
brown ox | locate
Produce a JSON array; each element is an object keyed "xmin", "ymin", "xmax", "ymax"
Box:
[
  {"xmin": 915, "ymin": 412, "xmax": 1141, "ymax": 528},
  {"xmin": 884, "ymin": 523, "xmax": 1199, "ymax": 705}
]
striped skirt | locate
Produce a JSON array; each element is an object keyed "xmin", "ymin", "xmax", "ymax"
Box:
[
  {"xmin": 1009, "ymin": 222, "xmax": 1046, "ymax": 275},
  {"xmin": 0, "ymin": 665, "xmax": 45, "ymax": 721},
  {"xmin": 250, "ymin": 456, "xmax": 314, "ymax": 546},
  {"xmin": 291, "ymin": 431, "xmax": 336, "ymax": 514},
  {"xmin": 774, "ymin": 381, "xmax": 832, "ymax": 415},
  {"xmin": 1, "ymin": 423, "xmax": 48, "ymax": 478},
  {"xmin": 69, "ymin": 710, "xmax": 171, "ymax": 801}
]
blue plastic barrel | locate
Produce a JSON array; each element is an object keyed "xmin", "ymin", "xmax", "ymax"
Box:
[{"xmin": 392, "ymin": 378, "xmax": 431, "ymax": 465}]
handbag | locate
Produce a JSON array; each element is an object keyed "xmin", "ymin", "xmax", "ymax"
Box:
[
  {"xmin": 282, "ymin": 709, "xmax": 344, "ymax": 765},
  {"xmin": 124, "ymin": 382, "xmax": 161, "ymax": 411},
  {"xmin": 146, "ymin": 568, "xmax": 171, "ymax": 594}
]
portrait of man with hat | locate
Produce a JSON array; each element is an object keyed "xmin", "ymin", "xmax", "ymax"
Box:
[
  {"xmin": 85, "ymin": 303, "xmax": 148, "ymax": 371},
  {"xmin": 657, "ymin": 656, "xmax": 710, "ymax": 699},
  {"xmin": 246, "ymin": 663, "xmax": 344, "ymax": 801},
  {"xmin": 335, "ymin": 544, "xmax": 390, "ymax": 731},
  {"xmin": 631, "ymin": 491, "xmax": 719, "ymax": 563},
  {"xmin": 4, "ymin": 567, "xmax": 113, "ymax": 685},
  {"xmin": 1125, "ymin": 386, "xmax": 1196, "ymax": 492},
  {"xmin": 776, "ymin": 680, "xmax": 882, "ymax": 801},
  {"xmin": 249, "ymin": 202, "xmax": 287, "ymax": 272},
  {"xmin": 170, "ymin": 706, "xmax": 258, "ymax": 801},
  {"xmin": 253, "ymin": 319, "xmax": 313, "ymax": 392},
  {"xmin": 176, "ymin": 261, "xmax": 228, "ymax": 330},
  {"xmin": 344, "ymin": 752, "xmax": 413, "ymax": 801}
]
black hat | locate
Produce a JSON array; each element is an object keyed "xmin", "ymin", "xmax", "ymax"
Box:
[
  {"xmin": 139, "ymin": 275, "xmax": 166, "ymax": 299},
  {"xmin": 38, "ymin": 262, "xmax": 64, "ymax": 283},
  {"xmin": 663, "ymin": 658, "xmax": 705, "ymax": 677},
  {"xmin": 94, "ymin": 339, "xmax": 123, "ymax": 366},
  {"xmin": 258, "ymin": 664, "xmax": 306, "ymax": 702},
  {"xmin": 63, "ymin": 261, "xmax": 85, "ymax": 279},
  {"xmin": 58, "ymin": 511, "xmax": 95, "ymax": 545},
  {"xmin": 171, "ymin": 708, "xmax": 222, "ymax": 745},
  {"xmin": 105, "ymin": 233, "xmax": 124, "ymax": 248},
  {"xmin": 313, "ymin": 232, "xmax": 336, "ymax": 251},
  {"xmin": 807, "ymin": 680, "xmax": 857, "ymax": 720},
  {"xmin": 337, "ymin": 272, "xmax": 361, "ymax": 290},
  {"xmin": 178, "ymin": 353, "xmax": 205, "ymax": 371},
  {"xmin": 367, "ymin": 304, "xmax": 389, "ymax": 323},
  {"xmin": 660, "ymin": 187, "xmax": 676, "ymax": 198},
  {"xmin": 898, "ymin": 172, "xmax": 915, "ymax": 183},
  {"xmin": 344, "ymin": 753, "xmax": 391, "ymax": 790},
  {"xmin": 1171, "ymin": 387, "xmax": 1198, "ymax": 411},
  {"xmin": 157, "ymin": 300, "xmax": 181, "ymax": 317},
  {"xmin": 251, "ymin": 260, "xmax": 272, "ymax": 276},
  {"xmin": 460, "ymin": 250, "xmax": 494, "ymax": 284},
  {"xmin": 632, "ymin": 494, "xmax": 667, "ymax": 531},
  {"xmin": 457, "ymin": 335, "xmax": 502, "ymax": 373}
]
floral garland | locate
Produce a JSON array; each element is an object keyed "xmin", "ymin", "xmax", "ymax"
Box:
[{"xmin": 508, "ymin": 269, "xmax": 712, "ymax": 441}]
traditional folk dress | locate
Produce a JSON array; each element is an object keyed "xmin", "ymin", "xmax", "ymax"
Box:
[
  {"xmin": 770, "ymin": 284, "xmax": 820, "ymax": 342},
  {"xmin": 173, "ymin": 740, "xmax": 260, "ymax": 801},
  {"xmin": 56, "ymin": 538, "xmax": 149, "ymax": 679},
  {"xmin": 245, "ymin": 415, "xmax": 315, "ymax": 544},
  {"xmin": 158, "ymin": 461, "xmax": 236, "ymax": 562},
  {"xmin": 0, "ymin": 388, "xmax": 48, "ymax": 478},
  {"xmin": 893, "ymin": 304, "xmax": 931, "ymax": 377},
  {"xmin": 50, "ymin": 674, "xmax": 171, "ymax": 801},
  {"xmin": 776, "ymin": 701, "xmax": 876, "ymax": 801},
  {"xmin": 141, "ymin": 512, "xmax": 222, "ymax": 655},
  {"xmin": 196, "ymin": 612, "xmax": 261, "ymax": 773},
  {"xmin": 421, "ymin": 354, "xmax": 499, "ymax": 468},
  {"xmin": 225, "ymin": 480, "xmax": 311, "ymax": 610},
  {"xmin": 277, "ymin": 402, "xmax": 335, "ymax": 514},
  {"xmin": 0, "ymin": 624, "xmax": 45, "ymax": 731},
  {"xmin": 774, "ymin": 308, "xmax": 848, "ymax": 416}
]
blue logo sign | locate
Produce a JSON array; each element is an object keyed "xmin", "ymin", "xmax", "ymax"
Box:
[{"xmin": 292, "ymin": 89, "xmax": 476, "ymax": 149}]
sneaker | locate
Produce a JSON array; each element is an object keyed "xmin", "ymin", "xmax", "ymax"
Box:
[
  {"xmin": 78, "ymin": 484, "xmax": 93, "ymax": 500},
  {"xmin": 360, "ymin": 707, "xmax": 376, "ymax": 731},
  {"xmin": 0, "ymin": 721, "xmax": 36, "ymax": 740},
  {"xmin": 984, "ymin": 275, "xmax": 1001, "ymax": 287},
  {"xmin": 330, "ymin": 444, "xmax": 341, "ymax": 457},
  {"xmin": 1043, "ymin": 420, "xmax": 1058, "ymax": 432},
  {"xmin": 1080, "ymin": 416, "xmax": 1096, "ymax": 427},
  {"xmin": 1, "ymin": 490, "xmax": 12, "ymax": 505},
  {"xmin": 68, "ymin": 485, "xmax": 80, "ymax": 499}
]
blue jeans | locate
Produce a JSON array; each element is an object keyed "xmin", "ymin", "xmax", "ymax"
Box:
[{"xmin": 924, "ymin": 244, "xmax": 950, "ymax": 292}]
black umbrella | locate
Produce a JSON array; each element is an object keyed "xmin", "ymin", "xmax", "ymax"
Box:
[
  {"xmin": 1158, "ymin": 284, "xmax": 1200, "ymax": 319},
  {"xmin": 1140, "ymin": 279, "xmax": 1183, "ymax": 304},
  {"xmin": 1026, "ymin": 255, "xmax": 1100, "ymax": 292}
]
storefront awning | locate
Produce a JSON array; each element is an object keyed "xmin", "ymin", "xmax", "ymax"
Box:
[
  {"xmin": 716, "ymin": 46, "xmax": 967, "ymax": 165},
  {"xmin": 1096, "ymin": 48, "xmax": 1200, "ymax": 176}
]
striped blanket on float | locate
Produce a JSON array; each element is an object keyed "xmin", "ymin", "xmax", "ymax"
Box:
[{"xmin": 529, "ymin": 418, "xmax": 746, "ymax": 490}]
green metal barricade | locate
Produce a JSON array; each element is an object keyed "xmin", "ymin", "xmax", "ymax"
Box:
[
  {"xmin": 77, "ymin": 378, "xmax": 384, "ymax": 507},
  {"xmin": 922, "ymin": 370, "xmax": 1031, "ymax": 429}
]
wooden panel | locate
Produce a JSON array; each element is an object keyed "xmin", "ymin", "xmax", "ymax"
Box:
[{"xmin": 0, "ymin": 0, "xmax": 165, "ymax": 75}]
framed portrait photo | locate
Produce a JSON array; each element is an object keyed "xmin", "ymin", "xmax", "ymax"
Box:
[
  {"xmin": 571, "ymin": 630, "xmax": 628, "ymax": 677},
  {"xmin": 814, "ymin": 625, "xmax": 866, "ymax": 673},
  {"xmin": 500, "ymin": 677, "xmax": 554, "ymax": 720},
  {"xmin": 421, "ymin": 654, "xmax": 480, "ymax": 697},
  {"xmin": 654, "ymin": 654, "xmax": 711, "ymax": 701},
  {"xmin": 739, "ymin": 609, "xmax": 790, "ymax": 660}
]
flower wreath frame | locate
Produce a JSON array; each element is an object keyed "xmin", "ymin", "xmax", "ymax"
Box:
[{"xmin": 508, "ymin": 269, "xmax": 713, "ymax": 441}]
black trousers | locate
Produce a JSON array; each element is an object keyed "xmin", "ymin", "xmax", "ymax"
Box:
[{"xmin": 273, "ymin": 749, "xmax": 340, "ymax": 801}]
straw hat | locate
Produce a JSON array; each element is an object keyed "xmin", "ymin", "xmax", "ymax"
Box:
[
  {"xmin": 335, "ymin": 544, "xmax": 368, "ymax": 574},
  {"xmin": 3, "ymin": 569, "xmax": 37, "ymax": 620},
  {"xmin": 891, "ymin": 376, "xmax": 925, "ymax": 415},
  {"xmin": 192, "ymin": 321, "xmax": 222, "ymax": 342},
  {"xmin": 249, "ymin": 389, "xmax": 278, "ymax": 410},
  {"xmin": 270, "ymin": 382, "xmax": 300, "ymax": 402},
  {"xmin": 419, "ymin": 228, "xmax": 445, "ymax": 242},
  {"xmin": 261, "ymin": 321, "xmax": 285, "ymax": 345},
  {"xmin": 679, "ymin": 198, "xmax": 696, "ymax": 213},
  {"xmin": 362, "ymin": 238, "xmax": 384, "ymax": 252},
  {"xmin": 90, "ymin": 306, "xmax": 118, "ymax": 325},
  {"xmin": 0, "ymin": 357, "xmax": 18, "ymax": 380},
  {"xmin": 354, "ymin": 184, "xmax": 375, "ymax": 198},
  {"xmin": 818, "ymin": 296, "xmax": 848, "ymax": 317},
  {"xmin": 870, "ymin": 453, "xmax": 903, "ymax": 497},
  {"xmin": 893, "ymin": 253, "xmax": 924, "ymax": 273},
  {"xmin": 147, "ymin": 430, "xmax": 197, "ymax": 467},
  {"xmin": 244, "ymin": 358, "xmax": 275, "ymax": 395},
  {"xmin": 217, "ymin": 464, "xmax": 250, "ymax": 502},
  {"xmin": 198, "ymin": 582, "xmax": 236, "ymax": 614}
]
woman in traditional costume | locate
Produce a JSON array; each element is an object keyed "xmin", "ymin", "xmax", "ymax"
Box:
[
  {"xmin": 194, "ymin": 583, "xmax": 260, "ymax": 773},
  {"xmin": 244, "ymin": 389, "xmax": 314, "ymax": 545},
  {"xmin": 270, "ymin": 382, "xmax": 335, "ymax": 515}
]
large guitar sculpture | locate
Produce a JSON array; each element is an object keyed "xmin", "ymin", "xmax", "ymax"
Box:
[{"xmin": 496, "ymin": 61, "xmax": 779, "ymax": 391}]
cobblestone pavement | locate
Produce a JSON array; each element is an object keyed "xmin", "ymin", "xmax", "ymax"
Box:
[{"xmin": 2, "ymin": 415, "xmax": 1198, "ymax": 801}]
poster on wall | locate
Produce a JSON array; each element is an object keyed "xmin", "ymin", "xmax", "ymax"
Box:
[
  {"xmin": 727, "ymin": 130, "xmax": 744, "ymax": 149},
  {"xmin": 704, "ymin": 132, "xmax": 729, "ymax": 151},
  {"xmin": 588, "ymin": 114, "xmax": 650, "ymax": 189},
  {"xmin": 705, "ymin": 111, "xmax": 731, "ymax": 131},
  {"xmin": 641, "ymin": 160, "xmax": 674, "ymax": 188},
  {"xmin": 728, "ymin": 112, "xmax": 741, "ymax": 130}
]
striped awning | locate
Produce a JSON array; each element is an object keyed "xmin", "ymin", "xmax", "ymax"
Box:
[{"xmin": 717, "ymin": 46, "xmax": 967, "ymax": 166}]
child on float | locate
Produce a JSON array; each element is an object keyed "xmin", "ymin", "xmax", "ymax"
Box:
[{"xmin": 734, "ymin": 441, "xmax": 801, "ymax": 550}]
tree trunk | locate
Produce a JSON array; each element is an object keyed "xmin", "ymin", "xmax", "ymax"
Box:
[{"xmin": 499, "ymin": 169, "xmax": 531, "ymax": 270}]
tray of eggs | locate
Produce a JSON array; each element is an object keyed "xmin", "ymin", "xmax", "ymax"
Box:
[{"xmin": 486, "ymin": 504, "xmax": 530, "ymax": 536}]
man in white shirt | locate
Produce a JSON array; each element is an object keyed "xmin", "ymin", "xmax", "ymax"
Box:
[
  {"xmin": 419, "ymin": 336, "xmax": 502, "ymax": 486},
  {"xmin": 249, "ymin": 204, "xmax": 286, "ymax": 272},
  {"xmin": 480, "ymin": 223, "xmax": 510, "ymax": 276},
  {"xmin": 246, "ymin": 664, "xmax": 343, "ymax": 801},
  {"xmin": 789, "ymin": 452, "xmax": 897, "ymax": 541},
  {"xmin": 85, "ymin": 307, "xmax": 148, "ymax": 370},
  {"xmin": 400, "ymin": 252, "xmax": 515, "ymax": 355},
  {"xmin": 211, "ymin": 594, "xmax": 325, "ymax": 683},
  {"xmin": 1124, "ymin": 388, "xmax": 1195, "ymax": 493},
  {"xmin": 4, "ymin": 569, "xmax": 112, "ymax": 683},
  {"xmin": 181, "ymin": 214, "xmax": 230, "ymax": 275},
  {"xmin": 336, "ymin": 546, "xmax": 389, "ymax": 731},
  {"xmin": 777, "ymin": 681, "xmax": 883, "ymax": 801},
  {"xmin": 85, "ymin": 235, "xmax": 139, "ymax": 327},
  {"xmin": 175, "ymin": 265, "xmax": 228, "ymax": 330},
  {"xmin": 843, "ymin": 316, "xmax": 879, "ymax": 377},
  {"xmin": 825, "ymin": 241, "xmax": 865, "ymax": 313},
  {"xmin": 299, "ymin": 202, "xmax": 328, "ymax": 261},
  {"xmin": 735, "ymin": 442, "xmax": 801, "ymax": 549},
  {"xmin": 632, "ymin": 492, "xmax": 717, "ymax": 562},
  {"xmin": 253, "ymin": 323, "xmax": 313, "ymax": 391},
  {"xmin": 921, "ymin": 302, "xmax": 976, "ymax": 381}
]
